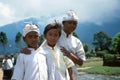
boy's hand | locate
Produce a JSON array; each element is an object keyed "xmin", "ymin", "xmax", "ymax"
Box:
[
  {"xmin": 20, "ymin": 47, "xmax": 31, "ymax": 54},
  {"xmin": 60, "ymin": 46, "xmax": 71, "ymax": 57}
]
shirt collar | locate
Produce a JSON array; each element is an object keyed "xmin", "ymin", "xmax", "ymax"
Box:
[
  {"xmin": 46, "ymin": 44, "xmax": 58, "ymax": 50},
  {"xmin": 62, "ymin": 30, "xmax": 72, "ymax": 38},
  {"xmin": 27, "ymin": 48, "xmax": 35, "ymax": 51},
  {"xmin": 43, "ymin": 41, "xmax": 58, "ymax": 50},
  {"xmin": 41, "ymin": 40, "xmax": 58, "ymax": 50}
]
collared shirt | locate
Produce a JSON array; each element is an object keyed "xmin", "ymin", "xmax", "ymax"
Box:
[
  {"xmin": 58, "ymin": 30, "xmax": 86, "ymax": 80},
  {"xmin": 41, "ymin": 41, "xmax": 74, "ymax": 80},
  {"xmin": 12, "ymin": 48, "xmax": 48, "ymax": 80}
]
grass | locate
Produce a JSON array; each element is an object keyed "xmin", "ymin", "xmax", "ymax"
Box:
[{"xmin": 78, "ymin": 57, "xmax": 120, "ymax": 76}]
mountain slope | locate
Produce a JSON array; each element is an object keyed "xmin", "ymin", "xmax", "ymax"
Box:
[
  {"xmin": 0, "ymin": 17, "xmax": 44, "ymax": 40},
  {"xmin": 0, "ymin": 17, "xmax": 120, "ymax": 54},
  {"xmin": 75, "ymin": 18, "xmax": 120, "ymax": 45}
]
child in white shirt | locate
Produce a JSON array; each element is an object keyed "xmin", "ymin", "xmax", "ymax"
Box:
[{"xmin": 41, "ymin": 22, "xmax": 75, "ymax": 80}]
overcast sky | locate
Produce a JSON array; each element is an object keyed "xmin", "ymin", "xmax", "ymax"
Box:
[{"xmin": 0, "ymin": 0, "xmax": 120, "ymax": 26}]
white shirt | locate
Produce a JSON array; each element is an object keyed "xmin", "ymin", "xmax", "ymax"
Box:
[
  {"xmin": 6, "ymin": 59, "xmax": 13, "ymax": 69},
  {"xmin": 2, "ymin": 58, "xmax": 13, "ymax": 70},
  {"xmin": 12, "ymin": 48, "xmax": 48, "ymax": 80},
  {"xmin": 40, "ymin": 48, "xmax": 63, "ymax": 80},
  {"xmin": 41, "ymin": 41, "xmax": 74, "ymax": 80},
  {"xmin": 58, "ymin": 30, "xmax": 86, "ymax": 80}
]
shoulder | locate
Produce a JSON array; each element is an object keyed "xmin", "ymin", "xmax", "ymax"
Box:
[
  {"xmin": 16, "ymin": 53, "xmax": 26, "ymax": 60},
  {"xmin": 72, "ymin": 35, "xmax": 81, "ymax": 42},
  {"xmin": 37, "ymin": 48, "xmax": 47, "ymax": 56}
]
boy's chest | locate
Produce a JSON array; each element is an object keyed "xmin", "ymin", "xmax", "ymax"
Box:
[{"xmin": 24, "ymin": 54, "xmax": 46, "ymax": 65}]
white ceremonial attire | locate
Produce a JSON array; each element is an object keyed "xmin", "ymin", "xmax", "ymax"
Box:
[
  {"xmin": 12, "ymin": 48, "xmax": 48, "ymax": 80},
  {"xmin": 58, "ymin": 30, "xmax": 86, "ymax": 80},
  {"xmin": 40, "ymin": 48, "xmax": 63, "ymax": 80},
  {"xmin": 41, "ymin": 41, "xmax": 74, "ymax": 80}
]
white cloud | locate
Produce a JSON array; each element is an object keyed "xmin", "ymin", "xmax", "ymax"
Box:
[
  {"xmin": 0, "ymin": 2, "xmax": 16, "ymax": 26},
  {"xmin": 0, "ymin": 0, "xmax": 120, "ymax": 26}
]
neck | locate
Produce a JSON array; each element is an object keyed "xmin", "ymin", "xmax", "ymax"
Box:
[
  {"xmin": 47, "ymin": 43, "xmax": 55, "ymax": 50},
  {"xmin": 27, "ymin": 46, "xmax": 38, "ymax": 50},
  {"xmin": 63, "ymin": 29, "xmax": 70, "ymax": 37}
]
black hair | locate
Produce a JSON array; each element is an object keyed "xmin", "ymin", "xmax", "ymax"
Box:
[{"xmin": 44, "ymin": 22, "xmax": 62, "ymax": 37}]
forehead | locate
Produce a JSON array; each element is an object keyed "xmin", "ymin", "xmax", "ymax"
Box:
[
  {"xmin": 26, "ymin": 31, "xmax": 39, "ymax": 36},
  {"xmin": 47, "ymin": 28, "xmax": 60, "ymax": 33},
  {"xmin": 65, "ymin": 20, "xmax": 77, "ymax": 23}
]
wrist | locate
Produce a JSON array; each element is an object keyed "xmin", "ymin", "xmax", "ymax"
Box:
[{"xmin": 68, "ymin": 52, "xmax": 72, "ymax": 58}]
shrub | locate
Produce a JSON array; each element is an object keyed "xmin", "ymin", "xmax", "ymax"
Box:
[{"xmin": 104, "ymin": 53, "xmax": 115, "ymax": 59}]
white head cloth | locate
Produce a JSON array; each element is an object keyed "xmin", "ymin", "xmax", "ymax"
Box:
[
  {"xmin": 23, "ymin": 23, "xmax": 40, "ymax": 37},
  {"xmin": 63, "ymin": 10, "xmax": 78, "ymax": 21}
]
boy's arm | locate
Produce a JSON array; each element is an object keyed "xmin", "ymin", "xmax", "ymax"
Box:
[
  {"xmin": 61, "ymin": 46, "xmax": 84, "ymax": 66},
  {"xmin": 12, "ymin": 54, "xmax": 25, "ymax": 80},
  {"xmin": 63, "ymin": 56, "xmax": 75, "ymax": 80},
  {"xmin": 68, "ymin": 67, "xmax": 75, "ymax": 80}
]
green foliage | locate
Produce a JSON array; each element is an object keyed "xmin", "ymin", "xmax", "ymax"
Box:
[
  {"xmin": 112, "ymin": 32, "xmax": 120, "ymax": 54},
  {"xmin": 96, "ymin": 50, "xmax": 107, "ymax": 57},
  {"xmin": 0, "ymin": 32, "xmax": 8, "ymax": 53},
  {"xmin": 14, "ymin": 53, "xmax": 20, "ymax": 59},
  {"xmin": 38, "ymin": 34, "xmax": 45, "ymax": 46},
  {"xmin": 83, "ymin": 66, "xmax": 120, "ymax": 76},
  {"xmin": 0, "ymin": 32, "xmax": 8, "ymax": 46},
  {"xmin": 15, "ymin": 32, "xmax": 22, "ymax": 48},
  {"xmin": 80, "ymin": 58, "xmax": 120, "ymax": 76},
  {"xmin": 93, "ymin": 31, "xmax": 112, "ymax": 51},
  {"xmin": 86, "ymin": 52, "xmax": 94, "ymax": 58},
  {"xmin": 73, "ymin": 32, "xmax": 79, "ymax": 38},
  {"xmin": 83, "ymin": 43, "xmax": 89, "ymax": 52},
  {"xmin": 15, "ymin": 32, "xmax": 22, "ymax": 43},
  {"xmin": 104, "ymin": 53, "xmax": 115, "ymax": 59}
]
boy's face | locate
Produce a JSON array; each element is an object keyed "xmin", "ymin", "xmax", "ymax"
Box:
[
  {"xmin": 63, "ymin": 20, "xmax": 77, "ymax": 34},
  {"xmin": 23, "ymin": 31, "xmax": 40, "ymax": 49},
  {"xmin": 45, "ymin": 29, "xmax": 60, "ymax": 47}
]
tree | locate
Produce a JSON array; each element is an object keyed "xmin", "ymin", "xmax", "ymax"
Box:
[
  {"xmin": 93, "ymin": 31, "xmax": 112, "ymax": 51},
  {"xmin": 15, "ymin": 32, "xmax": 22, "ymax": 48},
  {"xmin": 83, "ymin": 43, "xmax": 89, "ymax": 52},
  {"xmin": 73, "ymin": 32, "xmax": 79, "ymax": 38},
  {"xmin": 112, "ymin": 32, "xmax": 120, "ymax": 54},
  {"xmin": 0, "ymin": 32, "xmax": 8, "ymax": 52},
  {"xmin": 38, "ymin": 34, "xmax": 45, "ymax": 46}
]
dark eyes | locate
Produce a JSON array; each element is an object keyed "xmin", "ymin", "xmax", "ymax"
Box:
[
  {"xmin": 27, "ymin": 35, "xmax": 39, "ymax": 38},
  {"xmin": 68, "ymin": 21, "xmax": 77, "ymax": 25},
  {"xmin": 48, "ymin": 33, "xmax": 59, "ymax": 37}
]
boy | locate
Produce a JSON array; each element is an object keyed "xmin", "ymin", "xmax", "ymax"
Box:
[{"xmin": 59, "ymin": 10, "xmax": 86, "ymax": 80}]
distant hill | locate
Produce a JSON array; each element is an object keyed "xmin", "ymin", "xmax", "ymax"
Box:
[
  {"xmin": 0, "ymin": 17, "xmax": 44, "ymax": 40},
  {"xmin": 0, "ymin": 17, "xmax": 44, "ymax": 54},
  {"xmin": 75, "ymin": 17, "xmax": 120, "ymax": 46},
  {"xmin": 0, "ymin": 17, "xmax": 120, "ymax": 54}
]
